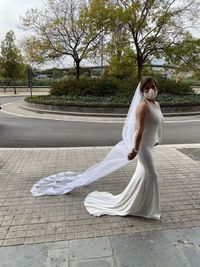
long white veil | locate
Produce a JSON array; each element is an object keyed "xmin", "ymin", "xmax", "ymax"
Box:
[{"xmin": 31, "ymin": 82, "xmax": 142, "ymax": 196}]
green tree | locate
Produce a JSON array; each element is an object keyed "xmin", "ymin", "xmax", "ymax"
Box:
[
  {"xmin": 106, "ymin": 48, "xmax": 137, "ymax": 78},
  {"xmin": 103, "ymin": 19, "xmax": 136, "ymax": 78},
  {"xmin": 89, "ymin": 0, "xmax": 200, "ymax": 80},
  {"xmin": 0, "ymin": 30, "xmax": 25, "ymax": 93},
  {"xmin": 164, "ymin": 35, "xmax": 200, "ymax": 73},
  {"xmin": 22, "ymin": 0, "xmax": 103, "ymax": 80}
]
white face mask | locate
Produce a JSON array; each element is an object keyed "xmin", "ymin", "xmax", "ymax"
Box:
[{"xmin": 143, "ymin": 88, "xmax": 158, "ymax": 100}]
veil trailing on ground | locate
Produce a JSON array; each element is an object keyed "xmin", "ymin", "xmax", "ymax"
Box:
[{"xmin": 31, "ymin": 82, "xmax": 142, "ymax": 196}]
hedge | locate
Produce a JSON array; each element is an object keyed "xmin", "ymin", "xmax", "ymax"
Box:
[
  {"xmin": 50, "ymin": 77, "xmax": 195, "ymax": 97},
  {"xmin": 25, "ymin": 93, "xmax": 200, "ymax": 107}
]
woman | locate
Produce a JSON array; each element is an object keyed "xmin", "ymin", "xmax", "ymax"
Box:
[
  {"xmin": 84, "ymin": 77, "xmax": 164, "ymax": 220},
  {"xmin": 31, "ymin": 77, "xmax": 164, "ymax": 220}
]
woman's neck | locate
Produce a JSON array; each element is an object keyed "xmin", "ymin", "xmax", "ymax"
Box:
[{"xmin": 146, "ymin": 98, "xmax": 155, "ymax": 103}]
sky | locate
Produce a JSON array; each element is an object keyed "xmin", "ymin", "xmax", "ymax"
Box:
[
  {"xmin": 0, "ymin": 0, "xmax": 75, "ymax": 68},
  {"xmin": 0, "ymin": 0, "xmax": 42, "ymax": 40},
  {"xmin": 0, "ymin": 0, "xmax": 199, "ymax": 69},
  {"xmin": 0, "ymin": 0, "xmax": 97, "ymax": 68}
]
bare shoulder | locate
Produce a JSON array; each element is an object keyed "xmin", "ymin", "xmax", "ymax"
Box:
[
  {"xmin": 137, "ymin": 100, "xmax": 149, "ymax": 110},
  {"xmin": 136, "ymin": 100, "xmax": 149, "ymax": 115}
]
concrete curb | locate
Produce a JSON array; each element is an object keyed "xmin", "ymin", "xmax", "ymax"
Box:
[
  {"xmin": 1, "ymin": 95, "xmax": 200, "ymax": 117},
  {"xmin": 21, "ymin": 102, "xmax": 126, "ymax": 118},
  {"xmin": 23, "ymin": 101, "xmax": 200, "ymax": 117}
]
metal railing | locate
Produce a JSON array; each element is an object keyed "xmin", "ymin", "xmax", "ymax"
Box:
[{"xmin": 0, "ymin": 86, "xmax": 51, "ymax": 94}]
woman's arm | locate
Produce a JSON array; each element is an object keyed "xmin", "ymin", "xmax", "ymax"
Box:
[
  {"xmin": 128, "ymin": 101, "xmax": 149, "ymax": 160},
  {"xmin": 134, "ymin": 101, "xmax": 149, "ymax": 150}
]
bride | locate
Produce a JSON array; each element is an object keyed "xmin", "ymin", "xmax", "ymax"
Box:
[{"xmin": 31, "ymin": 77, "xmax": 164, "ymax": 220}]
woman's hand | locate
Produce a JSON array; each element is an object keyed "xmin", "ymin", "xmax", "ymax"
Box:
[{"xmin": 127, "ymin": 151, "xmax": 137, "ymax": 161}]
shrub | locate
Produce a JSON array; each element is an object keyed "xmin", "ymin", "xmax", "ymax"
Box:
[
  {"xmin": 51, "ymin": 76, "xmax": 194, "ymax": 97},
  {"xmin": 92, "ymin": 78, "xmax": 118, "ymax": 96},
  {"xmin": 32, "ymin": 78, "xmax": 53, "ymax": 86},
  {"xmin": 51, "ymin": 77, "xmax": 119, "ymax": 96},
  {"xmin": 184, "ymin": 78, "xmax": 200, "ymax": 86},
  {"xmin": 115, "ymin": 77, "xmax": 138, "ymax": 97},
  {"xmin": 157, "ymin": 78, "xmax": 194, "ymax": 95}
]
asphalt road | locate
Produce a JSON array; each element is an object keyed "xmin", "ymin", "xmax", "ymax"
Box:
[{"xmin": 0, "ymin": 96, "xmax": 200, "ymax": 147}]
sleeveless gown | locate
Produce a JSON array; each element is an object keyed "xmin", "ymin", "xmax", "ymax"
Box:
[{"xmin": 84, "ymin": 101, "xmax": 164, "ymax": 220}]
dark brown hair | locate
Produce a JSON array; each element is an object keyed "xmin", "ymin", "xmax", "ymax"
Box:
[{"xmin": 140, "ymin": 77, "xmax": 158, "ymax": 93}]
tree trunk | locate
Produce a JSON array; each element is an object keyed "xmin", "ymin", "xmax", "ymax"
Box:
[
  {"xmin": 75, "ymin": 60, "xmax": 80, "ymax": 80},
  {"xmin": 137, "ymin": 58, "xmax": 143, "ymax": 81}
]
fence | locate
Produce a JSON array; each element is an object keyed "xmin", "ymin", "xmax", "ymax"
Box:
[{"xmin": 0, "ymin": 86, "xmax": 51, "ymax": 94}]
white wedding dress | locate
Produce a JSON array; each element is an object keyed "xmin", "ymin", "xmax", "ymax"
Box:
[
  {"xmin": 31, "ymin": 82, "xmax": 164, "ymax": 220},
  {"xmin": 84, "ymin": 101, "xmax": 164, "ymax": 220}
]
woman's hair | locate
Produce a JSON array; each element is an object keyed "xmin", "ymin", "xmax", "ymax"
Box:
[{"xmin": 140, "ymin": 77, "xmax": 158, "ymax": 93}]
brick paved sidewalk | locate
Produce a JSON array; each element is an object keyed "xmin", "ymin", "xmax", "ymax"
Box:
[{"xmin": 0, "ymin": 144, "xmax": 200, "ymax": 247}]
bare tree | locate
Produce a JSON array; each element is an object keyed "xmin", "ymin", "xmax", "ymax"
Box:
[{"xmin": 22, "ymin": 0, "xmax": 103, "ymax": 79}]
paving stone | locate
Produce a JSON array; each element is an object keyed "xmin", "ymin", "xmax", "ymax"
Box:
[
  {"xmin": 0, "ymin": 244, "xmax": 47, "ymax": 267},
  {"xmin": 110, "ymin": 231, "xmax": 191, "ymax": 267},
  {"xmin": 70, "ymin": 257, "xmax": 116, "ymax": 267},
  {"xmin": 181, "ymin": 228, "xmax": 200, "ymax": 245},
  {"xmin": 46, "ymin": 248, "xmax": 69, "ymax": 267},
  {"xmin": 69, "ymin": 237, "xmax": 112, "ymax": 260},
  {"xmin": 164, "ymin": 228, "xmax": 194, "ymax": 242},
  {"xmin": 160, "ymin": 227, "xmax": 200, "ymax": 266},
  {"xmin": 176, "ymin": 245, "xmax": 200, "ymax": 267}
]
